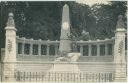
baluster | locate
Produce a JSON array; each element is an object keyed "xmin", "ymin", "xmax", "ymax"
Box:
[
  {"xmin": 47, "ymin": 45, "xmax": 50, "ymax": 56},
  {"xmin": 105, "ymin": 44, "xmax": 108, "ymax": 56},
  {"xmin": 97, "ymin": 44, "xmax": 100, "ymax": 56},
  {"xmin": 38, "ymin": 44, "xmax": 41, "ymax": 56},
  {"xmin": 88, "ymin": 45, "xmax": 92, "ymax": 56},
  {"xmin": 55, "ymin": 45, "xmax": 58, "ymax": 55},
  {"xmin": 22, "ymin": 43, "xmax": 25, "ymax": 55},
  {"xmin": 30, "ymin": 43, "xmax": 33, "ymax": 55},
  {"xmin": 30, "ymin": 72, "xmax": 31, "ymax": 82},
  {"xmin": 80, "ymin": 45, "xmax": 83, "ymax": 56}
]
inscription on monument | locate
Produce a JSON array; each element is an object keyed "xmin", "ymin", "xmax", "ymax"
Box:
[
  {"xmin": 8, "ymin": 39, "xmax": 12, "ymax": 53},
  {"xmin": 118, "ymin": 40, "xmax": 123, "ymax": 54}
]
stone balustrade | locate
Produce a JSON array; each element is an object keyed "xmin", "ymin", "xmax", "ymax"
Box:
[{"xmin": 16, "ymin": 36, "xmax": 115, "ymax": 57}]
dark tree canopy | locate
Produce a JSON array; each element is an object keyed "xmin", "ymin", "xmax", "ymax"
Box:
[{"xmin": 0, "ymin": 1, "xmax": 127, "ymax": 49}]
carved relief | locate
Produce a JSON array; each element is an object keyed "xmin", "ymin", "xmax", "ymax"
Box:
[
  {"xmin": 118, "ymin": 40, "xmax": 123, "ymax": 54},
  {"xmin": 7, "ymin": 39, "xmax": 12, "ymax": 53}
]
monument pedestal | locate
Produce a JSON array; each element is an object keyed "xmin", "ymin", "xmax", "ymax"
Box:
[
  {"xmin": 43, "ymin": 53, "xmax": 82, "ymax": 83},
  {"xmin": 49, "ymin": 62, "xmax": 80, "ymax": 72},
  {"xmin": 43, "ymin": 63, "xmax": 82, "ymax": 83}
]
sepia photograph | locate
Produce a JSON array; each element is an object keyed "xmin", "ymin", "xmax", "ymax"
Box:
[{"xmin": 0, "ymin": 0, "xmax": 127, "ymax": 83}]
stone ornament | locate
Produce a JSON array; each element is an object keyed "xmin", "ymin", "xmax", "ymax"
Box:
[
  {"xmin": 62, "ymin": 22, "xmax": 69, "ymax": 30},
  {"xmin": 116, "ymin": 15, "xmax": 125, "ymax": 28},
  {"xmin": 118, "ymin": 40, "xmax": 123, "ymax": 54},
  {"xmin": 7, "ymin": 12, "xmax": 15, "ymax": 27},
  {"xmin": 7, "ymin": 39, "xmax": 12, "ymax": 53},
  {"xmin": 55, "ymin": 53, "xmax": 80, "ymax": 62}
]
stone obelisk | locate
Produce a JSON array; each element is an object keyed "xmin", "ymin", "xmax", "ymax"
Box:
[
  {"xmin": 59, "ymin": 4, "xmax": 71, "ymax": 55},
  {"xmin": 44, "ymin": 4, "xmax": 81, "ymax": 83}
]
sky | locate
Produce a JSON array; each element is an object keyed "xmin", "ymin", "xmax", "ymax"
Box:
[
  {"xmin": 76, "ymin": 0, "xmax": 109, "ymax": 6},
  {"xmin": 0, "ymin": 0, "xmax": 126, "ymax": 6}
]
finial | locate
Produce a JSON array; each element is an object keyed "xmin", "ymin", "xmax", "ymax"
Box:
[
  {"xmin": 9, "ymin": 12, "xmax": 14, "ymax": 17},
  {"xmin": 63, "ymin": 4, "xmax": 69, "ymax": 8},
  {"xmin": 7, "ymin": 12, "xmax": 15, "ymax": 27},
  {"xmin": 116, "ymin": 15, "xmax": 125, "ymax": 29},
  {"xmin": 118, "ymin": 15, "xmax": 123, "ymax": 20}
]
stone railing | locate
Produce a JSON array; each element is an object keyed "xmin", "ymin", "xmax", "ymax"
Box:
[
  {"xmin": 16, "ymin": 36, "xmax": 115, "ymax": 57},
  {"xmin": 1, "ymin": 61, "xmax": 115, "ymax": 82},
  {"xmin": 14, "ymin": 71, "xmax": 114, "ymax": 83},
  {"xmin": 16, "ymin": 36, "xmax": 59, "ymax": 56}
]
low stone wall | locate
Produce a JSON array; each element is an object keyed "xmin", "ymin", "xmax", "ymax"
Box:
[
  {"xmin": 17, "ymin": 55, "xmax": 114, "ymax": 62},
  {"xmin": 78, "ymin": 56, "xmax": 114, "ymax": 62},
  {"xmin": 14, "ymin": 62, "xmax": 115, "ymax": 73},
  {"xmin": 17, "ymin": 55, "xmax": 55, "ymax": 62}
]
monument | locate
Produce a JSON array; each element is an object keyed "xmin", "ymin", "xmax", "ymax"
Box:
[
  {"xmin": 44, "ymin": 4, "xmax": 81, "ymax": 82},
  {"xmin": 1, "ymin": 2, "xmax": 127, "ymax": 83},
  {"xmin": 59, "ymin": 4, "xmax": 71, "ymax": 55}
]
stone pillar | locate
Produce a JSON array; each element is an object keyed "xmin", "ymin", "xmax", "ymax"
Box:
[
  {"xmin": 88, "ymin": 45, "xmax": 91, "ymax": 56},
  {"xmin": 105, "ymin": 44, "xmax": 108, "ymax": 56},
  {"xmin": 22, "ymin": 42, "xmax": 25, "ymax": 55},
  {"xmin": 114, "ymin": 15, "xmax": 126, "ymax": 82},
  {"xmin": 30, "ymin": 43, "xmax": 33, "ymax": 55},
  {"xmin": 47, "ymin": 45, "xmax": 50, "ymax": 55},
  {"xmin": 3, "ymin": 12, "xmax": 17, "ymax": 82},
  {"xmin": 80, "ymin": 45, "xmax": 83, "ymax": 56},
  {"xmin": 38, "ymin": 44, "xmax": 41, "ymax": 56},
  {"xmin": 97, "ymin": 44, "xmax": 100, "ymax": 56},
  {"xmin": 55, "ymin": 45, "xmax": 58, "ymax": 55}
]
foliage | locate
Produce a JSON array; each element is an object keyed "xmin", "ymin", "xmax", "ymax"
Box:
[{"xmin": 0, "ymin": 1, "xmax": 127, "ymax": 49}]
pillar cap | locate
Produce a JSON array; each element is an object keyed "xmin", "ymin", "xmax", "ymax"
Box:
[
  {"xmin": 9, "ymin": 12, "xmax": 14, "ymax": 17},
  {"xmin": 116, "ymin": 28, "xmax": 126, "ymax": 32},
  {"xmin": 64, "ymin": 4, "xmax": 68, "ymax": 7},
  {"xmin": 116, "ymin": 15, "xmax": 125, "ymax": 29},
  {"xmin": 6, "ymin": 12, "xmax": 16, "ymax": 30},
  {"xmin": 5, "ymin": 26, "xmax": 17, "ymax": 31}
]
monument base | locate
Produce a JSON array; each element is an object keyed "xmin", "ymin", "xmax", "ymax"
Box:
[
  {"xmin": 49, "ymin": 62, "xmax": 80, "ymax": 72},
  {"xmin": 43, "ymin": 53, "xmax": 82, "ymax": 82},
  {"xmin": 43, "ymin": 63, "xmax": 82, "ymax": 83}
]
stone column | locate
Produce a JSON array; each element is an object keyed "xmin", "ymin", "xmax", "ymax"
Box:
[
  {"xmin": 55, "ymin": 45, "xmax": 58, "ymax": 55},
  {"xmin": 105, "ymin": 44, "xmax": 108, "ymax": 56},
  {"xmin": 3, "ymin": 12, "xmax": 17, "ymax": 82},
  {"xmin": 97, "ymin": 44, "xmax": 100, "ymax": 56},
  {"xmin": 114, "ymin": 15, "xmax": 126, "ymax": 82},
  {"xmin": 80, "ymin": 45, "xmax": 83, "ymax": 56},
  {"xmin": 88, "ymin": 45, "xmax": 91, "ymax": 56},
  {"xmin": 22, "ymin": 42, "xmax": 25, "ymax": 55},
  {"xmin": 30, "ymin": 43, "xmax": 33, "ymax": 55},
  {"xmin": 38, "ymin": 44, "xmax": 41, "ymax": 56},
  {"xmin": 47, "ymin": 45, "xmax": 50, "ymax": 56}
]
